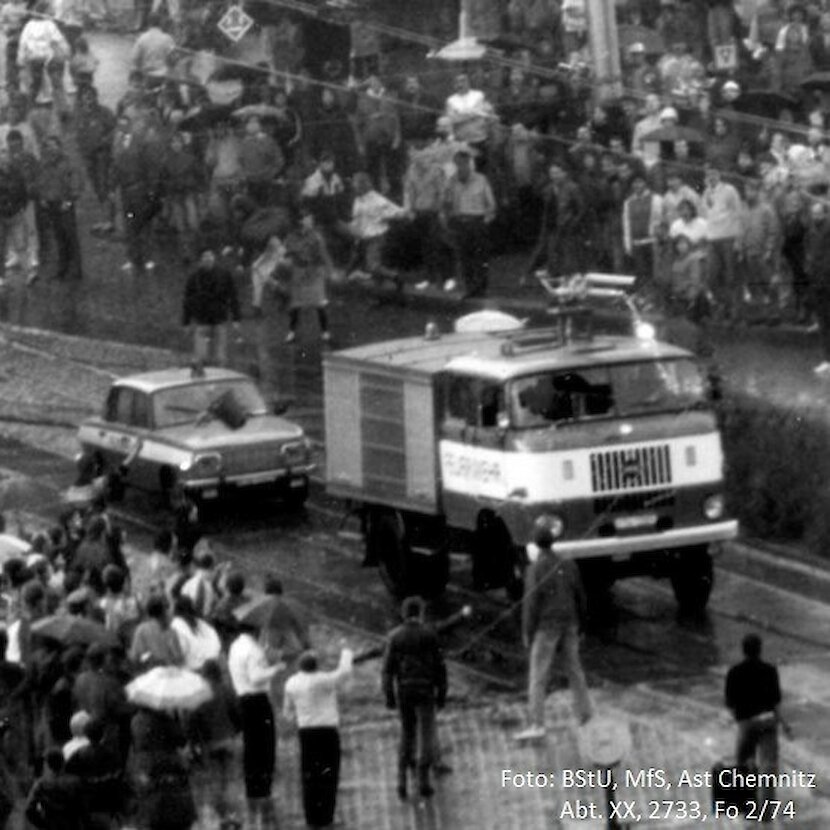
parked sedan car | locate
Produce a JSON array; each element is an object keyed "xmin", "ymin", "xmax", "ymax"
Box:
[{"xmin": 77, "ymin": 366, "xmax": 314, "ymax": 505}]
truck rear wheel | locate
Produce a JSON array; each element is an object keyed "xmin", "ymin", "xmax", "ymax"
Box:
[
  {"xmin": 368, "ymin": 510, "xmax": 412, "ymax": 598},
  {"xmin": 670, "ymin": 545, "xmax": 714, "ymax": 613}
]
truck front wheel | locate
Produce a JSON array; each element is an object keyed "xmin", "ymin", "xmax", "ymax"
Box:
[{"xmin": 670, "ymin": 545, "xmax": 714, "ymax": 613}]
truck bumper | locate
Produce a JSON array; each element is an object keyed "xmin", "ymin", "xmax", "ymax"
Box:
[{"xmin": 555, "ymin": 520, "xmax": 738, "ymax": 559}]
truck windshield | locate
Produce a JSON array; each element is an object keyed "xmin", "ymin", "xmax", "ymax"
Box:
[
  {"xmin": 153, "ymin": 380, "xmax": 268, "ymax": 428},
  {"xmin": 509, "ymin": 359, "xmax": 707, "ymax": 428}
]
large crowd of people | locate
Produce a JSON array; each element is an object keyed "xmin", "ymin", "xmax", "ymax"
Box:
[{"xmin": 3, "ymin": 1, "xmax": 830, "ymax": 363}]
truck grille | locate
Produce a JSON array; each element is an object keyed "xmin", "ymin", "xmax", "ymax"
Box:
[{"xmin": 590, "ymin": 444, "xmax": 672, "ymax": 493}]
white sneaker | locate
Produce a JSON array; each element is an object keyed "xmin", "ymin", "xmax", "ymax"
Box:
[
  {"xmin": 321, "ymin": 331, "xmax": 331, "ymax": 343},
  {"xmin": 415, "ymin": 280, "xmax": 430, "ymax": 291},
  {"xmin": 284, "ymin": 331, "xmax": 296, "ymax": 344},
  {"xmin": 5, "ymin": 258, "xmax": 19, "ymax": 269},
  {"xmin": 443, "ymin": 279, "xmax": 457, "ymax": 292},
  {"xmin": 514, "ymin": 725, "xmax": 546, "ymax": 742},
  {"xmin": 813, "ymin": 361, "xmax": 830, "ymax": 375},
  {"xmin": 120, "ymin": 261, "xmax": 134, "ymax": 272},
  {"xmin": 144, "ymin": 261, "xmax": 156, "ymax": 271},
  {"xmin": 347, "ymin": 270, "xmax": 371, "ymax": 282}
]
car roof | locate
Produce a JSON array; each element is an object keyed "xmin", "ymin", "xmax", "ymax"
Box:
[
  {"xmin": 330, "ymin": 329, "xmax": 692, "ymax": 382},
  {"xmin": 112, "ymin": 367, "xmax": 251, "ymax": 394}
]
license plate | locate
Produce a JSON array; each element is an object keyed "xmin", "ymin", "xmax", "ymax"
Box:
[
  {"xmin": 201, "ymin": 488, "xmax": 219, "ymax": 499},
  {"xmin": 614, "ymin": 513, "xmax": 657, "ymax": 531}
]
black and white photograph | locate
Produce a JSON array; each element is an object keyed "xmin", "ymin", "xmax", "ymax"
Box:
[{"xmin": 0, "ymin": 0, "xmax": 829, "ymax": 827}]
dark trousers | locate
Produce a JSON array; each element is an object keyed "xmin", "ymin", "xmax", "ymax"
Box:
[
  {"xmin": 42, "ymin": 201, "xmax": 82, "ymax": 280},
  {"xmin": 289, "ymin": 306, "xmax": 328, "ymax": 333},
  {"xmin": 707, "ymin": 237, "xmax": 738, "ymax": 317},
  {"xmin": 83, "ymin": 150, "xmax": 112, "ymax": 205},
  {"xmin": 122, "ymin": 189, "xmax": 154, "ymax": 269},
  {"xmin": 299, "ymin": 727, "xmax": 340, "ymax": 827},
  {"xmin": 782, "ymin": 231, "xmax": 808, "ymax": 313},
  {"xmin": 398, "ymin": 696, "xmax": 436, "ymax": 770},
  {"xmin": 449, "ymin": 215, "xmax": 489, "ymax": 297},
  {"xmin": 411, "ymin": 211, "xmax": 451, "ymax": 283},
  {"xmin": 5, "ymin": 36, "xmax": 20, "ymax": 91},
  {"xmin": 239, "ymin": 693, "xmax": 276, "ymax": 799}
]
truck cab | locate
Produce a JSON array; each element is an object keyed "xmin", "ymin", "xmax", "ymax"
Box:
[{"xmin": 323, "ymin": 312, "xmax": 737, "ymax": 611}]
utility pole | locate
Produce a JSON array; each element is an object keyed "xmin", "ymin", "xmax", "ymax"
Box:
[{"xmin": 585, "ymin": 0, "xmax": 622, "ymax": 101}]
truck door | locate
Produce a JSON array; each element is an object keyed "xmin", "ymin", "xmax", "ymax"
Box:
[{"xmin": 439, "ymin": 374, "xmax": 508, "ymax": 529}]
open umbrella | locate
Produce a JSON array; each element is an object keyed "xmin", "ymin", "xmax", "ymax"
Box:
[
  {"xmin": 178, "ymin": 103, "xmax": 235, "ymax": 132},
  {"xmin": 233, "ymin": 593, "xmax": 280, "ymax": 628},
  {"xmin": 233, "ymin": 103, "xmax": 282, "ymax": 121},
  {"xmin": 126, "ymin": 666, "xmax": 213, "ymax": 712},
  {"xmin": 0, "ymin": 533, "xmax": 30, "ymax": 564},
  {"xmin": 734, "ymin": 90, "xmax": 799, "ymax": 116},
  {"xmin": 31, "ymin": 614, "xmax": 117, "ymax": 648},
  {"xmin": 617, "ymin": 24, "xmax": 664, "ymax": 56},
  {"xmin": 801, "ymin": 72, "xmax": 830, "ymax": 92},
  {"xmin": 642, "ymin": 124, "xmax": 705, "ymax": 144}
]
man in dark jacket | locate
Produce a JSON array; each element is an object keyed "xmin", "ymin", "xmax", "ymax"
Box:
[
  {"xmin": 36, "ymin": 135, "xmax": 83, "ymax": 281},
  {"xmin": 0, "ymin": 148, "xmax": 28, "ymax": 284},
  {"xmin": 181, "ymin": 247, "xmax": 241, "ymax": 367},
  {"xmin": 382, "ymin": 595, "xmax": 447, "ymax": 800},
  {"xmin": 805, "ymin": 200, "xmax": 830, "ymax": 375},
  {"xmin": 725, "ymin": 633, "xmax": 792, "ymax": 812},
  {"xmin": 76, "ymin": 87, "xmax": 116, "ymax": 234},
  {"xmin": 516, "ymin": 520, "xmax": 592, "ymax": 741},
  {"xmin": 24, "ymin": 747, "xmax": 84, "ymax": 830}
]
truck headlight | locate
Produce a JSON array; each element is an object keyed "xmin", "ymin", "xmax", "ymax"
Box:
[
  {"xmin": 183, "ymin": 452, "xmax": 222, "ymax": 476},
  {"xmin": 703, "ymin": 494, "xmax": 724, "ymax": 520}
]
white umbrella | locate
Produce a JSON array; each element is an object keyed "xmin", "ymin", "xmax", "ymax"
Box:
[
  {"xmin": 454, "ymin": 310, "xmax": 526, "ymax": 333},
  {"xmin": 126, "ymin": 666, "xmax": 213, "ymax": 712},
  {"xmin": 0, "ymin": 533, "xmax": 30, "ymax": 564},
  {"xmin": 428, "ymin": 6, "xmax": 488, "ymax": 61}
]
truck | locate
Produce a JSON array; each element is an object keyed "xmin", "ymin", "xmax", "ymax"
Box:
[{"xmin": 322, "ymin": 303, "xmax": 738, "ymax": 612}]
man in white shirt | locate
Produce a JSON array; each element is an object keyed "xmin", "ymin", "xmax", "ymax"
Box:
[
  {"xmin": 179, "ymin": 546, "xmax": 218, "ymax": 618},
  {"xmin": 228, "ymin": 622, "xmax": 284, "ymax": 829},
  {"xmin": 702, "ymin": 164, "xmax": 743, "ymax": 319},
  {"xmin": 130, "ymin": 13, "xmax": 175, "ymax": 82},
  {"xmin": 284, "ymin": 649, "xmax": 353, "ymax": 828},
  {"xmin": 445, "ymin": 73, "xmax": 494, "ymax": 157}
]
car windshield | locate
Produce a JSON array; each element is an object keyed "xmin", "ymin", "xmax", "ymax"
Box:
[
  {"xmin": 153, "ymin": 380, "xmax": 267, "ymax": 428},
  {"xmin": 509, "ymin": 359, "xmax": 707, "ymax": 428}
]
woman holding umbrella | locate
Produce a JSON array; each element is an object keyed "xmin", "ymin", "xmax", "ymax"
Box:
[{"xmin": 227, "ymin": 610, "xmax": 284, "ymax": 829}]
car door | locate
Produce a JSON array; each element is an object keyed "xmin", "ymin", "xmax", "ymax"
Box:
[{"xmin": 95, "ymin": 386, "xmax": 144, "ymax": 474}]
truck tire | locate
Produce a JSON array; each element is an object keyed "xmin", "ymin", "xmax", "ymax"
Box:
[
  {"xmin": 368, "ymin": 510, "xmax": 413, "ymax": 598},
  {"xmin": 670, "ymin": 545, "xmax": 714, "ymax": 613},
  {"xmin": 473, "ymin": 514, "xmax": 523, "ymax": 599}
]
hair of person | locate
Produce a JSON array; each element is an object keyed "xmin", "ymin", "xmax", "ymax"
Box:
[
  {"xmin": 21, "ymin": 579, "xmax": 44, "ymax": 609},
  {"xmin": 147, "ymin": 12, "xmax": 162, "ymax": 28},
  {"xmin": 85, "ymin": 643, "xmax": 107, "ymax": 670},
  {"xmin": 102, "ymin": 564, "xmax": 125, "ymax": 594},
  {"xmin": 174, "ymin": 594, "xmax": 199, "ymax": 633},
  {"xmin": 201, "ymin": 658, "xmax": 223, "ymax": 684},
  {"xmin": 742, "ymin": 632, "xmax": 762, "ymax": 659},
  {"xmin": 84, "ymin": 716, "xmax": 105, "ymax": 745},
  {"xmin": 62, "ymin": 645, "xmax": 85, "ymax": 674},
  {"xmin": 6, "ymin": 129, "xmax": 21, "ymax": 145},
  {"xmin": 86, "ymin": 515, "xmax": 107, "ymax": 541},
  {"xmin": 298, "ymin": 650, "xmax": 318, "ymax": 672},
  {"xmin": 225, "ymin": 570, "xmax": 245, "ymax": 596},
  {"xmin": 44, "ymin": 747, "xmax": 65, "ymax": 774},
  {"xmin": 154, "ymin": 529, "xmax": 174, "ymax": 554},
  {"xmin": 145, "ymin": 594, "xmax": 167, "ymax": 620},
  {"xmin": 677, "ymin": 198, "xmax": 697, "ymax": 217},
  {"xmin": 401, "ymin": 595, "xmax": 424, "ymax": 619},
  {"xmin": 264, "ymin": 574, "xmax": 283, "ymax": 595}
]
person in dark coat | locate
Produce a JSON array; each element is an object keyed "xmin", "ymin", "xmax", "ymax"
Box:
[
  {"xmin": 725, "ymin": 633, "xmax": 792, "ymax": 811},
  {"xmin": 47, "ymin": 646, "xmax": 85, "ymax": 747},
  {"xmin": 181, "ymin": 247, "xmax": 241, "ymax": 367},
  {"xmin": 0, "ymin": 148, "xmax": 28, "ymax": 284},
  {"xmin": 75, "ymin": 86, "xmax": 116, "ymax": 233},
  {"xmin": 65, "ymin": 716, "xmax": 127, "ymax": 828},
  {"xmin": 144, "ymin": 754, "xmax": 197, "ymax": 830},
  {"xmin": 382, "ymin": 596, "xmax": 447, "ymax": 800},
  {"xmin": 24, "ymin": 747, "xmax": 84, "ymax": 830},
  {"xmin": 35, "ymin": 135, "xmax": 83, "ymax": 281},
  {"xmin": 72, "ymin": 642, "xmax": 131, "ymax": 763}
]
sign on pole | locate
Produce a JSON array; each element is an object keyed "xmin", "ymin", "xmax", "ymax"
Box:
[{"xmin": 218, "ymin": 4, "xmax": 254, "ymax": 43}]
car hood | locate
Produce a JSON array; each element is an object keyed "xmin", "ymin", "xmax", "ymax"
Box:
[{"xmin": 155, "ymin": 414, "xmax": 305, "ymax": 451}]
